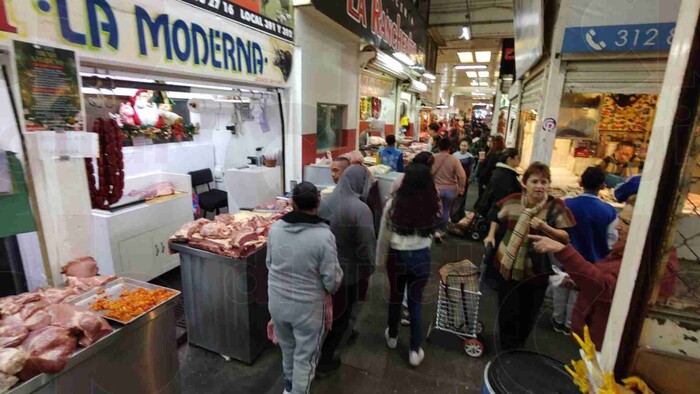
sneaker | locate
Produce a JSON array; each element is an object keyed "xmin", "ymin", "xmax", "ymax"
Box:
[
  {"xmin": 283, "ymin": 377, "xmax": 292, "ymax": 394},
  {"xmin": 551, "ymin": 317, "xmax": 567, "ymax": 335},
  {"xmin": 563, "ymin": 326, "xmax": 572, "ymax": 336},
  {"xmin": 409, "ymin": 348, "xmax": 425, "ymax": 367},
  {"xmin": 385, "ymin": 328, "xmax": 397, "ymax": 349}
]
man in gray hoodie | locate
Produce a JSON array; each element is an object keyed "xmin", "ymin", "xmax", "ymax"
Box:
[{"xmin": 267, "ymin": 182, "xmax": 343, "ymax": 394}]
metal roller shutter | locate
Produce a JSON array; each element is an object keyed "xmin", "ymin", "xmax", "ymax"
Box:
[
  {"xmin": 520, "ymin": 68, "xmax": 546, "ymax": 110},
  {"xmin": 563, "ymin": 59, "xmax": 666, "ymax": 94}
]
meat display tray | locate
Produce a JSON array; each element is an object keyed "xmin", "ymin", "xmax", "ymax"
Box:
[{"xmin": 66, "ymin": 277, "xmax": 180, "ymax": 325}]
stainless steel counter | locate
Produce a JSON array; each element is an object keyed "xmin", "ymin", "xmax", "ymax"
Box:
[
  {"xmin": 8, "ymin": 297, "xmax": 180, "ymax": 394},
  {"xmin": 170, "ymin": 243, "xmax": 270, "ymax": 365}
]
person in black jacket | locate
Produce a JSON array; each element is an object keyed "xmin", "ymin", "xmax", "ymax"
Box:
[
  {"xmin": 478, "ymin": 148, "xmax": 521, "ymax": 221},
  {"xmin": 476, "ymin": 135, "xmax": 505, "ymax": 200}
]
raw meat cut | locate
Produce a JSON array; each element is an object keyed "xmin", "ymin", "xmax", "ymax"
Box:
[
  {"xmin": 200, "ymin": 222, "xmax": 232, "ymax": 239},
  {"xmin": 65, "ymin": 275, "xmax": 117, "ymax": 293},
  {"xmin": 0, "ymin": 348, "xmax": 27, "ymax": 375},
  {"xmin": 20, "ymin": 326, "xmax": 77, "ymax": 376},
  {"xmin": 215, "ymin": 213, "xmax": 236, "ymax": 226},
  {"xmin": 37, "ymin": 287, "xmax": 81, "ymax": 304},
  {"xmin": 128, "ymin": 182, "xmax": 175, "ymax": 200},
  {"xmin": 22, "ymin": 310, "xmax": 50, "ymax": 332},
  {"xmin": 61, "ymin": 257, "xmax": 98, "ymax": 278},
  {"xmin": 0, "ymin": 293, "xmax": 42, "ymax": 317},
  {"xmin": 188, "ymin": 239, "xmax": 230, "ymax": 255},
  {"xmin": 0, "ymin": 326, "xmax": 28, "ymax": 348},
  {"xmin": 45, "ymin": 304, "xmax": 112, "ymax": 347},
  {"xmin": 231, "ymin": 231, "xmax": 258, "ymax": 248},
  {"xmin": 0, "ymin": 371, "xmax": 17, "ymax": 393},
  {"xmin": 19, "ymin": 299, "xmax": 49, "ymax": 320}
]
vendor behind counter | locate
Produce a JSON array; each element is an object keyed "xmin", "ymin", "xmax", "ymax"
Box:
[{"xmin": 599, "ymin": 141, "xmax": 643, "ymax": 180}]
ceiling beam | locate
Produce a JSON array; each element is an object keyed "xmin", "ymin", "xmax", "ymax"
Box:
[{"xmin": 429, "ymin": 19, "xmax": 513, "ymax": 28}]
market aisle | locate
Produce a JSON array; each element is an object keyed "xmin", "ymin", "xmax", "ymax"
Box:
[
  {"xmin": 171, "ymin": 234, "xmax": 578, "ymax": 394},
  {"xmin": 170, "ymin": 189, "xmax": 579, "ymax": 393}
]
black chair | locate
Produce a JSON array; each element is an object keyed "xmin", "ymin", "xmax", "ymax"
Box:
[{"xmin": 189, "ymin": 169, "xmax": 228, "ymax": 218}]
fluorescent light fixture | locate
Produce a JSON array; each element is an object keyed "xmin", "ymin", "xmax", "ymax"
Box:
[
  {"xmin": 459, "ymin": 25, "xmax": 472, "ymax": 41},
  {"xmin": 457, "ymin": 52, "xmax": 473, "ymax": 63},
  {"xmin": 472, "ymin": 92, "xmax": 486, "ymax": 96},
  {"xmin": 80, "ymin": 73, "xmax": 156, "ymax": 84},
  {"xmin": 375, "ymin": 51, "xmax": 405, "ymax": 74},
  {"xmin": 165, "ymin": 81, "xmax": 233, "ymax": 91},
  {"xmin": 422, "ymin": 72, "xmax": 436, "ymax": 80},
  {"xmin": 454, "ymin": 64, "xmax": 488, "ymax": 70},
  {"xmin": 478, "ymin": 71, "xmax": 489, "ymax": 78},
  {"xmin": 479, "ymin": 82, "xmax": 489, "ymax": 86},
  {"xmin": 470, "ymin": 80, "xmax": 478, "ymax": 86},
  {"xmin": 436, "ymin": 105, "xmax": 449, "ymax": 109},
  {"xmin": 466, "ymin": 71, "xmax": 478, "ymax": 78},
  {"xmin": 475, "ymin": 51, "xmax": 491, "ymax": 62},
  {"xmin": 393, "ymin": 52, "xmax": 415, "ymax": 66}
]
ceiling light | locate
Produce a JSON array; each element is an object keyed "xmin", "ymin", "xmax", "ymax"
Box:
[
  {"xmin": 466, "ymin": 71, "xmax": 478, "ymax": 78},
  {"xmin": 472, "ymin": 92, "xmax": 486, "ymax": 96},
  {"xmin": 165, "ymin": 81, "xmax": 234, "ymax": 91},
  {"xmin": 80, "ymin": 72, "xmax": 156, "ymax": 84},
  {"xmin": 459, "ymin": 25, "xmax": 472, "ymax": 41},
  {"xmin": 475, "ymin": 51, "xmax": 491, "ymax": 62},
  {"xmin": 393, "ymin": 52, "xmax": 415, "ymax": 66},
  {"xmin": 454, "ymin": 65, "xmax": 488, "ymax": 70},
  {"xmin": 470, "ymin": 80, "xmax": 478, "ymax": 86},
  {"xmin": 423, "ymin": 72, "xmax": 436, "ymax": 80},
  {"xmin": 457, "ymin": 52, "xmax": 473, "ymax": 63},
  {"xmin": 478, "ymin": 71, "xmax": 489, "ymax": 78},
  {"xmin": 479, "ymin": 82, "xmax": 489, "ymax": 86}
]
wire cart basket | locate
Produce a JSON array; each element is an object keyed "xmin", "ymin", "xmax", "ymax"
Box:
[{"xmin": 426, "ymin": 260, "xmax": 485, "ymax": 357}]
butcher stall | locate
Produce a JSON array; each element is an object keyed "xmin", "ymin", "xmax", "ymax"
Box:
[
  {"xmin": 1, "ymin": 258, "xmax": 180, "ymax": 394},
  {"xmin": 169, "ymin": 205, "xmax": 291, "ymax": 364}
]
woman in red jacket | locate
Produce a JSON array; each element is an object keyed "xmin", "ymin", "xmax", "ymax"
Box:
[{"xmin": 529, "ymin": 195, "xmax": 678, "ymax": 349}]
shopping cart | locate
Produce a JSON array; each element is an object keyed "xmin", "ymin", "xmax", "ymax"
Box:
[{"xmin": 426, "ymin": 259, "xmax": 485, "ymax": 357}]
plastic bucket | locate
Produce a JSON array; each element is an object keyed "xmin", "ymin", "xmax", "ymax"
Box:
[{"xmin": 481, "ymin": 350, "xmax": 578, "ymax": 393}]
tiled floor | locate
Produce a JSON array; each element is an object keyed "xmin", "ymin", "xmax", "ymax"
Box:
[{"xmin": 157, "ymin": 190, "xmax": 580, "ymax": 394}]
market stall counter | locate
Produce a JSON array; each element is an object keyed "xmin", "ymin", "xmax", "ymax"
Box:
[
  {"xmin": 6, "ymin": 276, "xmax": 180, "ymax": 394},
  {"xmin": 169, "ymin": 242, "xmax": 269, "ymax": 365},
  {"xmin": 168, "ymin": 208, "xmax": 291, "ymax": 364}
]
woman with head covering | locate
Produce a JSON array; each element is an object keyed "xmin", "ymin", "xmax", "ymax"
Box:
[
  {"xmin": 317, "ymin": 165, "xmax": 376, "ymax": 375},
  {"xmin": 377, "ymin": 163, "xmax": 442, "ymax": 367}
]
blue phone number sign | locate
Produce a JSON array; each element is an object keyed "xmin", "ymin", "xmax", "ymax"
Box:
[{"xmin": 562, "ymin": 22, "xmax": 675, "ymax": 54}]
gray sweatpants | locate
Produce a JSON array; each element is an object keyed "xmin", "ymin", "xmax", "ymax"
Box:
[{"xmin": 270, "ymin": 300, "xmax": 326, "ymax": 394}]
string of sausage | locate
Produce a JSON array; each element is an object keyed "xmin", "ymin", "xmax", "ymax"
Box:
[{"xmin": 85, "ymin": 118, "xmax": 125, "ymax": 209}]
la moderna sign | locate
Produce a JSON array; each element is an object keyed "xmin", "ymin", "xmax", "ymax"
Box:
[{"xmin": 0, "ymin": 0, "xmax": 293, "ymax": 86}]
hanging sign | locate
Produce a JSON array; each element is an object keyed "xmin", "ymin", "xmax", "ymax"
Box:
[
  {"xmin": 499, "ymin": 38, "xmax": 515, "ymax": 77},
  {"xmin": 0, "ymin": 0, "xmax": 294, "ymax": 87},
  {"xmin": 360, "ymin": 73, "xmax": 394, "ymax": 98},
  {"xmin": 561, "ymin": 0, "xmax": 680, "ymax": 54},
  {"xmin": 310, "ymin": 0, "xmax": 428, "ymax": 66},
  {"xmin": 177, "ymin": 0, "xmax": 293, "ymax": 42},
  {"xmin": 14, "ymin": 41, "xmax": 83, "ymax": 132}
]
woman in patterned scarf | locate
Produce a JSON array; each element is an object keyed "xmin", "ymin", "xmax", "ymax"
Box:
[{"xmin": 483, "ymin": 162, "xmax": 576, "ymax": 351}]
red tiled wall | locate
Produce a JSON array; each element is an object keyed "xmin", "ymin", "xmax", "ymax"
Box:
[
  {"xmin": 302, "ymin": 129, "xmax": 357, "ymax": 166},
  {"xmin": 385, "ymin": 124, "xmax": 394, "ymax": 136}
]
